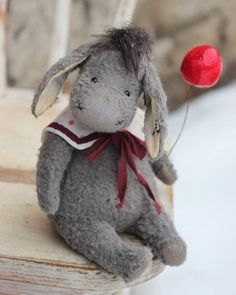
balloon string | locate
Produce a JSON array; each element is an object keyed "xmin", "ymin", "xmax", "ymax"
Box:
[{"xmin": 167, "ymin": 86, "xmax": 193, "ymax": 156}]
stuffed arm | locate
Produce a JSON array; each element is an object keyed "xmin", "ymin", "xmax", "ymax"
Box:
[
  {"xmin": 36, "ymin": 132, "xmax": 73, "ymax": 214},
  {"xmin": 150, "ymin": 152, "xmax": 177, "ymax": 185}
]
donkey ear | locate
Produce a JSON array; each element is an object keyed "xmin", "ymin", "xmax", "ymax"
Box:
[
  {"xmin": 142, "ymin": 60, "xmax": 168, "ymax": 159},
  {"xmin": 32, "ymin": 42, "xmax": 94, "ymax": 117}
]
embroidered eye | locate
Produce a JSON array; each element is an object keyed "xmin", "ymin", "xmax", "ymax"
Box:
[
  {"xmin": 91, "ymin": 77, "xmax": 98, "ymax": 83},
  {"xmin": 124, "ymin": 90, "xmax": 130, "ymax": 97}
]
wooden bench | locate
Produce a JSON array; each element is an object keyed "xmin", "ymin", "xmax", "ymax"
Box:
[{"xmin": 0, "ymin": 1, "xmax": 173, "ymax": 294}]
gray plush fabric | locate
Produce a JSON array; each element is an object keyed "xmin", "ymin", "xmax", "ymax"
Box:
[
  {"xmin": 34, "ymin": 27, "xmax": 186, "ymax": 281},
  {"xmin": 70, "ymin": 49, "xmax": 142, "ymax": 133},
  {"xmin": 151, "ymin": 152, "xmax": 178, "ymax": 185}
]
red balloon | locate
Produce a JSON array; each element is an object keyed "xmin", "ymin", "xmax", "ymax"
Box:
[{"xmin": 180, "ymin": 45, "xmax": 223, "ymax": 88}]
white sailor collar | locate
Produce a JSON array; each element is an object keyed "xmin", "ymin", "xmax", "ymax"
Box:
[{"xmin": 44, "ymin": 106, "xmax": 145, "ymax": 150}]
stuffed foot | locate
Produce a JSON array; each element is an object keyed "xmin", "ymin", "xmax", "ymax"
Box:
[
  {"xmin": 120, "ymin": 246, "xmax": 153, "ymax": 282},
  {"xmin": 160, "ymin": 239, "xmax": 187, "ymax": 266}
]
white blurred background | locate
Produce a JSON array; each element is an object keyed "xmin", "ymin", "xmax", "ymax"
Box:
[{"xmin": 132, "ymin": 83, "xmax": 236, "ymax": 294}]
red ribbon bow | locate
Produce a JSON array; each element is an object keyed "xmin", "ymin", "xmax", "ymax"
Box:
[{"xmin": 83, "ymin": 130, "xmax": 161, "ymax": 215}]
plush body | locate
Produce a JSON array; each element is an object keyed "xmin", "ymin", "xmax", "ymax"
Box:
[{"xmin": 33, "ymin": 27, "xmax": 186, "ymax": 281}]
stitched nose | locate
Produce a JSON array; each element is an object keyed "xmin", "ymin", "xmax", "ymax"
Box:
[{"xmin": 115, "ymin": 120, "xmax": 124, "ymax": 126}]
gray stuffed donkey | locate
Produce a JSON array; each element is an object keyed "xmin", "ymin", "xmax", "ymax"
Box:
[{"xmin": 32, "ymin": 27, "xmax": 186, "ymax": 281}]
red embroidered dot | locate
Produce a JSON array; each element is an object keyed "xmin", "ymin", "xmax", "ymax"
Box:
[{"xmin": 68, "ymin": 120, "xmax": 75, "ymax": 125}]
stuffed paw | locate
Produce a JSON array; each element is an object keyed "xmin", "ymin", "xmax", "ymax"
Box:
[
  {"xmin": 151, "ymin": 153, "xmax": 177, "ymax": 185},
  {"xmin": 160, "ymin": 238, "xmax": 187, "ymax": 266},
  {"xmin": 37, "ymin": 192, "xmax": 60, "ymax": 215}
]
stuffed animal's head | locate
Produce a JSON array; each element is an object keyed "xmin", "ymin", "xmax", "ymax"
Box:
[{"xmin": 32, "ymin": 27, "xmax": 168, "ymax": 159}]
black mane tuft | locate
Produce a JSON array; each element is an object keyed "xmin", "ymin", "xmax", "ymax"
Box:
[{"xmin": 93, "ymin": 26, "xmax": 153, "ymax": 75}]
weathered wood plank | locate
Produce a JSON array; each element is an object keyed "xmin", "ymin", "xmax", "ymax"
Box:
[
  {"xmin": 0, "ymin": 88, "xmax": 67, "ymax": 174},
  {"xmin": 0, "ymin": 278, "xmax": 128, "ymax": 295},
  {"xmin": 113, "ymin": 0, "xmax": 137, "ymax": 28},
  {"xmin": 0, "ymin": 0, "xmax": 7, "ymax": 97},
  {"xmin": 48, "ymin": 0, "xmax": 71, "ymax": 66}
]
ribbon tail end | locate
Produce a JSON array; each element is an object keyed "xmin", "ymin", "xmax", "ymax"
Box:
[
  {"xmin": 116, "ymin": 197, "xmax": 125, "ymax": 210},
  {"xmin": 155, "ymin": 202, "xmax": 162, "ymax": 215}
]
